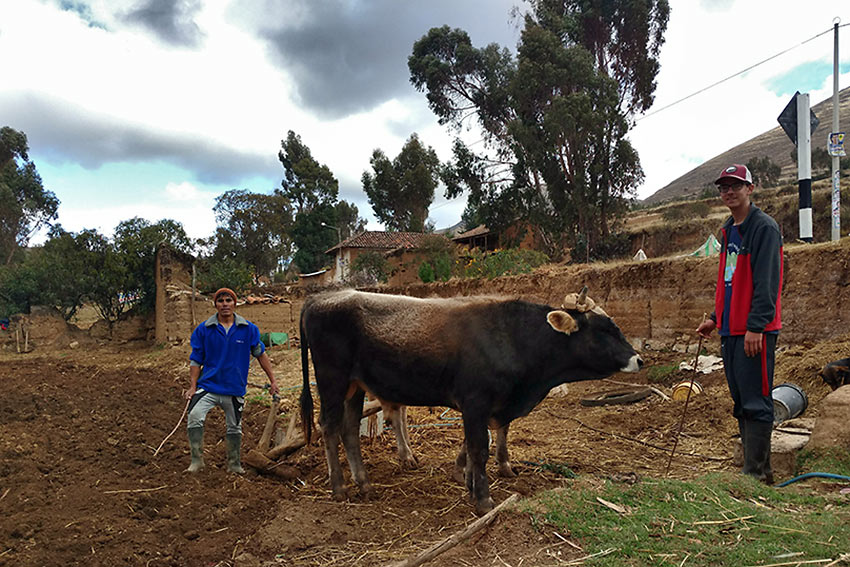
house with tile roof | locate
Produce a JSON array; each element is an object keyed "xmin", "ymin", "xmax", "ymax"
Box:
[{"xmin": 301, "ymin": 230, "xmax": 450, "ymax": 287}]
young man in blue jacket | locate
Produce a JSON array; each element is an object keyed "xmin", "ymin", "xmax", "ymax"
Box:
[
  {"xmin": 185, "ymin": 288, "xmax": 279, "ymax": 473},
  {"xmin": 697, "ymin": 164, "xmax": 783, "ymax": 484}
]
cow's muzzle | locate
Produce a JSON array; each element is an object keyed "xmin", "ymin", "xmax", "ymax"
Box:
[{"xmin": 620, "ymin": 354, "xmax": 643, "ymax": 373}]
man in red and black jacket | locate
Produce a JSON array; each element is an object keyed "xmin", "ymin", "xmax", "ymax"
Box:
[{"xmin": 697, "ymin": 164, "xmax": 783, "ymax": 484}]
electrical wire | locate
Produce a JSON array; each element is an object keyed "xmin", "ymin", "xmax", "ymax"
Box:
[{"xmin": 637, "ymin": 23, "xmax": 849, "ymax": 123}]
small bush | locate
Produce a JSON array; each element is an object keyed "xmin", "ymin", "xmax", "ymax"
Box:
[
  {"xmin": 418, "ymin": 261, "xmax": 435, "ymax": 283},
  {"xmin": 458, "ymin": 248, "xmax": 549, "ymax": 279},
  {"xmin": 350, "ymin": 251, "xmax": 391, "ymax": 285},
  {"xmin": 647, "ymin": 363, "xmax": 678, "ymax": 384}
]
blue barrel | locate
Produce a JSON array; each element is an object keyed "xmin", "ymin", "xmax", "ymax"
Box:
[{"xmin": 772, "ymin": 383, "xmax": 808, "ymax": 423}]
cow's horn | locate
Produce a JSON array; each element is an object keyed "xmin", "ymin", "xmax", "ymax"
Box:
[{"xmin": 577, "ymin": 286, "xmax": 588, "ymax": 306}]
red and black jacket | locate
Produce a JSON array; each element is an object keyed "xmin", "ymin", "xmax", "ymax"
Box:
[{"xmin": 711, "ymin": 205, "xmax": 783, "ymax": 335}]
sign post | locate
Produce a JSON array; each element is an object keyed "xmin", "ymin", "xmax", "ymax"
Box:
[{"xmin": 777, "ymin": 91, "xmax": 819, "ymax": 242}]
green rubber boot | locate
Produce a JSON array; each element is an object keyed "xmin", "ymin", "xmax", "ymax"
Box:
[
  {"xmin": 186, "ymin": 427, "xmax": 205, "ymax": 473},
  {"xmin": 225, "ymin": 433, "xmax": 245, "ymax": 474}
]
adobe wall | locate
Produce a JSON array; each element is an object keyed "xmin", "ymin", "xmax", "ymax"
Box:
[
  {"xmin": 369, "ymin": 238, "xmax": 850, "ymax": 348},
  {"xmin": 154, "ymin": 244, "xmax": 203, "ymax": 344}
]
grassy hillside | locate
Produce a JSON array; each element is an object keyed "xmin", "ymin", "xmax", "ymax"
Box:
[
  {"xmin": 626, "ymin": 176, "xmax": 850, "ymax": 259},
  {"xmin": 644, "ymin": 87, "xmax": 850, "ymax": 205}
]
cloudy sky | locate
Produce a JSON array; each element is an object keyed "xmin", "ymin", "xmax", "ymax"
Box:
[{"xmin": 2, "ymin": 0, "xmax": 848, "ymax": 242}]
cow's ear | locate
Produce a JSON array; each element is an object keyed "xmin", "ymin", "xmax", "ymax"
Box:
[{"xmin": 547, "ymin": 310, "xmax": 578, "ymax": 335}]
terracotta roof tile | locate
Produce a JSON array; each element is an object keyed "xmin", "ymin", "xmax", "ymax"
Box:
[{"xmin": 327, "ymin": 231, "xmax": 438, "ymax": 253}]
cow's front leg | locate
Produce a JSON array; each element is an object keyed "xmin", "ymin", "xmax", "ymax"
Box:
[
  {"xmin": 341, "ymin": 391, "xmax": 374, "ymax": 499},
  {"xmin": 495, "ymin": 424, "xmax": 516, "ymax": 478},
  {"xmin": 462, "ymin": 416, "xmax": 494, "ymax": 515}
]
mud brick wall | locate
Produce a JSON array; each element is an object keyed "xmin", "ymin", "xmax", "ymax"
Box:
[
  {"xmin": 154, "ymin": 244, "xmax": 202, "ymax": 344},
  {"xmin": 367, "ymin": 238, "xmax": 850, "ymax": 349}
]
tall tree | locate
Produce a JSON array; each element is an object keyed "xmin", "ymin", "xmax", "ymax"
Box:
[
  {"xmin": 361, "ymin": 133, "xmax": 441, "ymax": 232},
  {"xmin": 277, "ymin": 131, "xmax": 346, "ymax": 273},
  {"xmin": 334, "ymin": 200, "xmax": 368, "ymax": 240},
  {"xmin": 409, "ymin": 1, "xmax": 668, "ymax": 257},
  {"xmin": 212, "ymin": 189, "xmax": 293, "ymax": 279},
  {"xmin": 0, "ymin": 126, "xmax": 59, "ymax": 265},
  {"xmin": 113, "ymin": 217, "xmax": 193, "ymax": 312},
  {"xmin": 278, "ymin": 130, "xmax": 339, "ymax": 214}
]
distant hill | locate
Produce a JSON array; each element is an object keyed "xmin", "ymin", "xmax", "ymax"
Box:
[{"xmin": 643, "ymin": 86, "xmax": 850, "ymax": 205}]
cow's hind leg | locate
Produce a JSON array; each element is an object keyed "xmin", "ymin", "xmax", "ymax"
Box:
[
  {"xmin": 319, "ymin": 401, "xmax": 347, "ymax": 501},
  {"xmin": 386, "ymin": 405, "xmax": 418, "ymax": 469},
  {"xmin": 341, "ymin": 389, "xmax": 374, "ymax": 499}
]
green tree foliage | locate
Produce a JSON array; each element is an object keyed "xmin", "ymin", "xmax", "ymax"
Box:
[
  {"xmin": 457, "ymin": 247, "xmax": 549, "ymax": 279},
  {"xmin": 334, "ymin": 200, "xmax": 368, "ymax": 240},
  {"xmin": 291, "ymin": 204, "xmax": 338, "ymax": 274},
  {"xmin": 113, "ymin": 218, "xmax": 192, "ymax": 312},
  {"xmin": 0, "ymin": 258, "xmax": 41, "ymax": 318},
  {"xmin": 362, "ymin": 133, "xmax": 442, "ymax": 231},
  {"xmin": 409, "ymin": 1, "xmax": 668, "ymax": 259},
  {"xmin": 277, "ymin": 131, "xmax": 364, "ymax": 274},
  {"xmin": 212, "ymin": 189, "xmax": 293, "ymax": 279},
  {"xmin": 349, "ymin": 251, "xmax": 391, "ymax": 285},
  {"xmin": 279, "ymin": 130, "xmax": 339, "ymax": 215},
  {"xmin": 0, "ymin": 126, "xmax": 60, "ymax": 265},
  {"xmin": 196, "ymin": 256, "xmax": 253, "ymax": 295},
  {"xmin": 746, "ymin": 156, "xmax": 781, "ymax": 187}
]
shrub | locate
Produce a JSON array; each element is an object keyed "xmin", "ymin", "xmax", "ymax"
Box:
[
  {"xmin": 418, "ymin": 261, "xmax": 435, "ymax": 283},
  {"xmin": 458, "ymin": 248, "xmax": 549, "ymax": 279},
  {"xmin": 350, "ymin": 251, "xmax": 391, "ymax": 285}
]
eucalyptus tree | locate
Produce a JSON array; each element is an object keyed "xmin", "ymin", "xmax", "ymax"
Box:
[
  {"xmin": 362, "ymin": 133, "xmax": 441, "ymax": 232},
  {"xmin": 409, "ymin": 0, "xmax": 668, "ymax": 257}
]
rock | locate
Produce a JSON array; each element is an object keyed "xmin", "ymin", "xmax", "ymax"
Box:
[
  {"xmin": 69, "ymin": 341, "xmax": 79, "ymax": 349},
  {"xmin": 808, "ymin": 386, "xmax": 850, "ymax": 450}
]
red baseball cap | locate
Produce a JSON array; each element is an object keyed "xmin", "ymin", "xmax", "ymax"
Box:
[{"xmin": 715, "ymin": 164, "xmax": 753, "ymax": 185}]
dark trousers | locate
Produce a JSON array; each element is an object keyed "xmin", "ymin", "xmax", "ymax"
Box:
[{"xmin": 720, "ymin": 334, "xmax": 777, "ymax": 423}]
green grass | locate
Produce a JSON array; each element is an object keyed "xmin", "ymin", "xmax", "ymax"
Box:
[
  {"xmin": 646, "ymin": 363, "xmax": 678, "ymax": 384},
  {"xmin": 519, "ymin": 472, "xmax": 850, "ymax": 566},
  {"xmin": 797, "ymin": 448, "xmax": 850, "ymax": 477}
]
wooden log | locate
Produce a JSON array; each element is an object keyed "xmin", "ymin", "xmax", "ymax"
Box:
[
  {"xmin": 266, "ymin": 433, "xmax": 307, "ymax": 461},
  {"xmin": 383, "ymin": 494, "xmax": 519, "ymax": 567},
  {"xmin": 257, "ymin": 398, "xmax": 280, "ymax": 451},
  {"xmin": 243, "ymin": 449, "xmax": 300, "ymax": 479}
]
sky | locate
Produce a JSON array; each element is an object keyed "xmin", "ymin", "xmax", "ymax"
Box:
[{"xmin": 2, "ymin": 0, "xmax": 849, "ymax": 243}]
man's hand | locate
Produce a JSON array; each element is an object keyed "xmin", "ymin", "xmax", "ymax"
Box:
[
  {"xmin": 184, "ymin": 385, "xmax": 197, "ymax": 400},
  {"xmin": 744, "ymin": 330, "xmax": 763, "ymax": 357},
  {"xmin": 269, "ymin": 380, "xmax": 279, "ymax": 397},
  {"xmin": 696, "ymin": 319, "xmax": 716, "ymax": 339}
]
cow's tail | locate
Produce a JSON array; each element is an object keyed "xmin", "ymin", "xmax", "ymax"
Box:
[{"xmin": 299, "ymin": 310, "xmax": 314, "ymax": 446}]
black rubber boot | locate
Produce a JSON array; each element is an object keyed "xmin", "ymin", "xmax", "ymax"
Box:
[
  {"xmin": 225, "ymin": 433, "xmax": 245, "ymax": 474},
  {"xmin": 186, "ymin": 427, "xmax": 205, "ymax": 473},
  {"xmin": 742, "ymin": 420, "xmax": 774, "ymax": 485}
]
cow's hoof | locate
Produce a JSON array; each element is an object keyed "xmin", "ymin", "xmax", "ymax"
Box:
[
  {"xmin": 451, "ymin": 467, "xmax": 465, "ymax": 485},
  {"xmin": 474, "ymin": 497, "xmax": 495, "ymax": 516},
  {"xmin": 331, "ymin": 489, "xmax": 348, "ymax": 502},
  {"xmin": 359, "ymin": 483, "xmax": 375, "ymax": 501},
  {"xmin": 400, "ymin": 455, "xmax": 419, "ymax": 470},
  {"xmin": 498, "ymin": 463, "xmax": 517, "ymax": 478}
]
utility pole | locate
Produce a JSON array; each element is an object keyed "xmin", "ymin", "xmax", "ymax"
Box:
[
  {"xmin": 830, "ymin": 19, "xmax": 842, "ymax": 241},
  {"xmin": 797, "ymin": 93, "xmax": 814, "ymax": 243}
]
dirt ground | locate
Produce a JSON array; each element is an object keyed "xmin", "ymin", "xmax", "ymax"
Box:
[{"xmin": 1, "ymin": 315, "xmax": 846, "ymax": 567}]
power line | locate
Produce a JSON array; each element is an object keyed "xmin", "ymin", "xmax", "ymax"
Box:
[{"xmin": 636, "ymin": 23, "xmax": 848, "ymax": 123}]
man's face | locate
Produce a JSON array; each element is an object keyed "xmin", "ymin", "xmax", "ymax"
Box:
[
  {"xmin": 717, "ymin": 180, "xmax": 753, "ymax": 209},
  {"xmin": 215, "ymin": 294, "xmax": 235, "ymax": 317}
]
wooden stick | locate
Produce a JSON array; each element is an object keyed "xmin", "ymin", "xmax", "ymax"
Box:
[
  {"xmin": 666, "ymin": 314, "xmax": 705, "ymax": 476},
  {"xmin": 383, "ymin": 494, "xmax": 519, "ymax": 567},
  {"xmin": 257, "ymin": 396, "xmax": 280, "ymax": 451},
  {"xmin": 603, "ymin": 378, "xmax": 671, "ymax": 401},
  {"xmin": 153, "ymin": 397, "xmax": 190, "ymax": 457},
  {"xmin": 243, "ymin": 449, "xmax": 300, "ymax": 479},
  {"xmin": 103, "ymin": 485, "xmax": 169, "ymax": 495},
  {"xmin": 23, "ymin": 328, "xmax": 28, "ymax": 352},
  {"xmin": 266, "ymin": 433, "xmax": 307, "ymax": 460},
  {"xmin": 16, "ymin": 326, "xmax": 20, "ymax": 354},
  {"xmin": 284, "ymin": 413, "xmax": 297, "ymax": 443}
]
